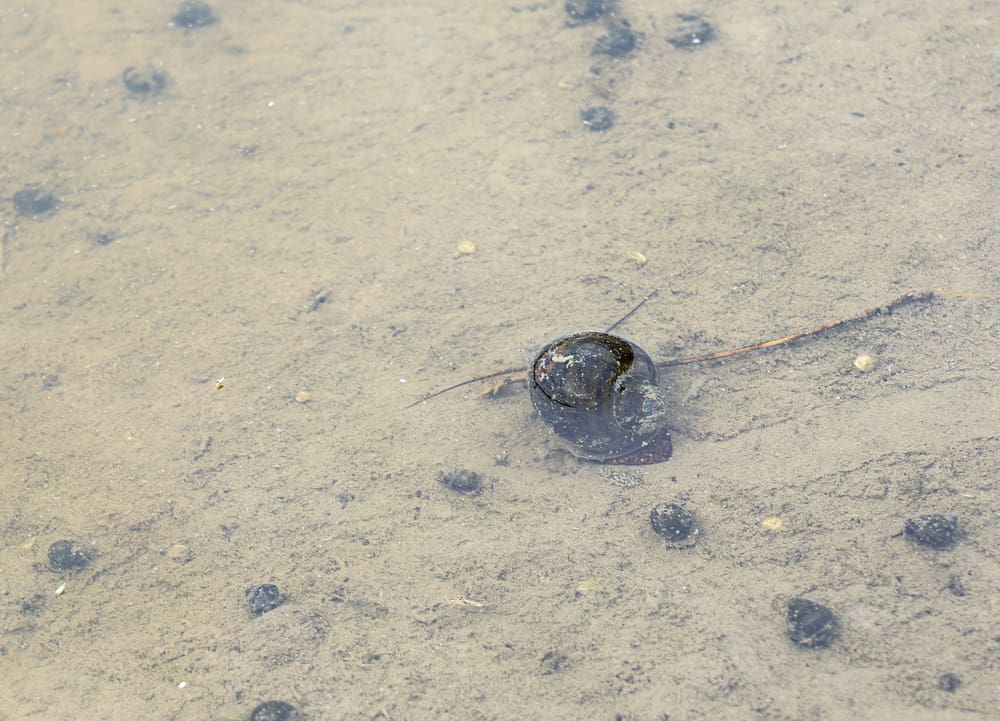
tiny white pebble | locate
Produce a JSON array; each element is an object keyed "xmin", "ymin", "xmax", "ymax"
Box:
[
  {"xmin": 54, "ymin": 583, "xmax": 66, "ymax": 596},
  {"xmin": 399, "ymin": 378, "xmax": 407, "ymax": 384},
  {"xmin": 853, "ymin": 354, "xmax": 876, "ymax": 372},
  {"xmin": 178, "ymin": 681, "xmax": 186, "ymax": 689}
]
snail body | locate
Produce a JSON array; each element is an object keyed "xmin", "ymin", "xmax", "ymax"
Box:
[{"xmin": 530, "ymin": 332, "xmax": 672, "ymax": 464}]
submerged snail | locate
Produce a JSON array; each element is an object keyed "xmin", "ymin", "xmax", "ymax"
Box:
[
  {"xmin": 530, "ymin": 331, "xmax": 672, "ymax": 464},
  {"xmin": 412, "ymin": 289, "xmax": 945, "ymax": 466}
]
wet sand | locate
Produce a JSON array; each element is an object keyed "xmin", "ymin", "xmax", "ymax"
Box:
[{"xmin": 1, "ymin": 1, "xmax": 997, "ymax": 719}]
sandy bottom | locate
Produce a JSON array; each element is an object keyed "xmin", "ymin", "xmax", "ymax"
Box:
[{"xmin": 1, "ymin": 1, "xmax": 997, "ymax": 719}]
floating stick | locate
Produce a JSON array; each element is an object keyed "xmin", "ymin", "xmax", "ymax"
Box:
[{"xmin": 409, "ymin": 288, "xmax": 997, "ymax": 406}]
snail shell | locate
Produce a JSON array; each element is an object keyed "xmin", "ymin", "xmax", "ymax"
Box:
[{"xmin": 529, "ymin": 332, "xmax": 672, "ymax": 464}]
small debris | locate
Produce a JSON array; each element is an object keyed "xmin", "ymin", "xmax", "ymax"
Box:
[
  {"xmin": 853, "ymin": 354, "xmax": 876, "ymax": 372},
  {"xmin": 761, "ymin": 516, "xmax": 783, "ymax": 532},
  {"xmin": 904, "ymin": 514, "xmax": 958, "ymax": 549},
  {"xmin": 457, "ymin": 239, "xmax": 477, "ymax": 254},
  {"xmin": 437, "ymin": 469, "xmax": 483, "ymax": 495},
  {"xmin": 443, "ymin": 595, "xmax": 485, "ymax": 608},
  {"xmin": 626, "ymin": 250, "xmax": 647, "ymax": 265}
]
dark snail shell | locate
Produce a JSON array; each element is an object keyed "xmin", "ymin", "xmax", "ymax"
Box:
[{"xmin": 529, "ymin": 332, "xmax": 672, "ymax": 464}]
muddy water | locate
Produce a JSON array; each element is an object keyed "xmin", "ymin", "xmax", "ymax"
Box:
[{"xmin": 1, "ymin": 1, "xmax": 997, "ymax": 719}]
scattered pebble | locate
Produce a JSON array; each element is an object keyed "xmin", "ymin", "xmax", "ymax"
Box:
[
  {"xmin": 649, "ymin": 502, "xmax": 696, "ymax": 543},
  {"xmin": 581, "ymin": 106, "xmax": 614, "ymax": 131},
  {"xmin": 853, "ymin": 354, "xmax": 875, "ymax": 372},
  {"xmin": 294, "ymin": 390, "xmax": 311, "ymax": 403},
  {"xmin": 761, "ymin": 516, "xmax": 783, "ymax": 532},
  {"xmin": 94, "ymin": 230, "xmax": 116, "ymax": 246},
  {"xmin": 938, "ymin": 672, "xmax": 961, "ymax": 692},
  {"xmin": 246, "ymin": 584, "xmax": 282, "ymax": 615},
  {"xmin": 122, "ymin": 66, "xmax": 168, "ymax": 96},
  {"xmin": 667, "ymin": 13, "xmax": 716, "ymax": 50},
  {"xmin": 173, "ymin": 0, "xmax": 217, "ymax": 28},
  {"xmin": 565, "ymin": 0, "xmax": 613, "ymax": 23},
  {"xmin": 946, "ymin": 575, "xmax": 965, "ymax": 597},
  {"xmin": 457, "ymin": 239, "xmax": 477, "ymax": 254},
  {"xmin": 251, "ymin": 700, "xmax": 301, "ymax": 721},
  {"xmin": 437, "ymin": 469, "xmax": 483, "ymax": 495},
  {"xmin": 592, "ymin": 19, "xmax": 637, "ymax": 58},
  {"xmin": 786, "ymin": 597, "xmax": 837, "ymax": 648},
  {"xmin": 166, "ymin": 544, "xmax": 193, "ymax": 563},
  {"xmin": 905, "ymin": 514, "xmax": 958, "ymax": 549},
  {"xmin": 13, "ymin": 188, "xmax": 57, "ymax": 217},
  {"xmin": 47, "ymin": 540, "xmax": 92, "ymax": 571}
]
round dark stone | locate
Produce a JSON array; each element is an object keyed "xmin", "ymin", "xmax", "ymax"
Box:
[
  {"xmin": 437, "ymin": 469, "xmax": 483, "ymax": 495},
  {"xmin": 173, "ymin": 0, "xmax": 217, "ymax": 28},
  {"xmin": 667, "ymin": 14, "xmax": 716, "ymax": 50},
  {"xmin": 581, "ymin": 106, "xmax": 614, "ymax": 132},
  {"xmin": 786, "ymin": 597, "xmax": 837, "ymax": 648},
  {"xmin": 938, "ymin": 672, "xmax": 961, "ymax": 692},
  {"xmin": 565, "ymin": 0, "xmax": 612, "ymax": 23},
  {"xmin": 649, "ymin": 502, "xmax": 695, "ymax": 542},
  {"xmin": 47, "ymin": 539, "xmax": 92, "ymax": 571},
  {"xmin": 13, "ymin": 188, "xmax": 57, "ymax": 216},
  {"xmin": 904, "ymin": 514, "xmax": 957, "ymax": 549},
  {"xmin": 246, "ymin": 584, "xmax": 282, "ymax": 615},
  {"xmin": 251, "ymin": 700, "xmax": 300, "ymax": 721},
  {"xmin": 123, "ymin": 66, "xmax": 168, "ymax": 96}
]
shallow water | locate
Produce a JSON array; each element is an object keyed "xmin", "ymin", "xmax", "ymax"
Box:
[{"xmin": 1, "ymin": 1, "xmax": 998, "ymax": 719}]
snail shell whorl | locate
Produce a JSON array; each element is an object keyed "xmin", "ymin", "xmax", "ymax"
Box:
[{"xmin": 529, "ymin": 332, "xmax": 670, "ymax": 463}]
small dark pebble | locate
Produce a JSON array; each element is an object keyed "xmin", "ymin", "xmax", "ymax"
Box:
[
  {"xmin": 904, "ymin": 514, "xmax": 958, "ymax": 549},
  {"xmin": 437, "ymin": 469, "xmax": 483, "ymax": 495},
  {"xmin": 48, "ymin": 539, "xmax": 92, "ymax": 571},
  {"xmin": 786, "ymin": 597, "xmax": 837, "ymax": 648},
  {"xmin": 13, "ymin": 188, "xmax": 57, "ymax": 216},
  {"xmin": 94, "ymin": 231, "xmax": 116, "ymax": 246},
  {"xmin": 667, "ymin": 13, "xmax": 716, "ymax": 50},
  {"xmin": 593, "ymin": 19, "xmax": 636, "ymax": 57},
  {"xmin": 122, "ymin": 66, "xmax": 168, "ymax": 96},
  {"xmin": 581, "ymin": 106, "xmax": 614, "ymax": 132},
  {"xmin": 251, "ymin": 700, "xmax": 301, "ymax": 721},
  {"xmin": 173, "ymin": 0, "xmax": 217, "ymax": 28},
  {"xmin": 649, "ymin": 502, "xmax": 696, "ymax": 542},
  {"xmin": 246, "ymin": 584, "xmax": 282, "ymax": 615},
  {"xmin": 938, "ymin": 672, "xmax": 961, "ymax": 692},
  {"xmin": 565, "ymin": 0, "xmax": 613, "ymax": 23}
]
